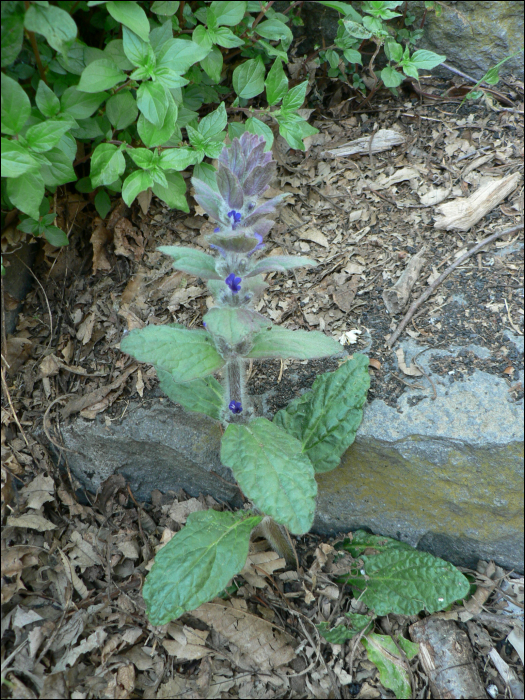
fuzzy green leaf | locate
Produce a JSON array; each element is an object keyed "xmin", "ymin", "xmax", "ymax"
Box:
[
  {"xmin": 121, "ymin": 325, "xmax": 225, "ymax": 382},
  {"xmin": 158, "ymin": 245, "xmax": 220, "ymax": 279},
  {"xmin": 246, "ymin": 327, "xmax": 342, "ymax": 361},
  {"xmin": 246, "ymin": 255, "xmax": 317, "ymax": 277},
  {"xmin": 221, "ymin": 418, "xmax": 317, "ymax": 534},
  {"xmin": 203, "ymin": 307, "xmax": 270, "ymax": 346},
  {"xmin": 336, "ymin": 543, "xmax": 471, "ymax": 616},
  {"xmin": 273, "ymin": 354, "xmax": 369, "ymax": 473},
  {"xmin": 143, "ymin": 510, "xmax": 262, "ymax": 625},
  {"xmin": 156, "ymin": 368, "xmax": 224, "ymax": 420}
]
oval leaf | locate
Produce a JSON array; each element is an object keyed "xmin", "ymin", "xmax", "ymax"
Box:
[
  {"xmin": 221, "ymin": 418, "xmax": 317, "ymax": 534},
  {"xmin": 156, "ymin": 368, "xmax": 224, "ymax": 421},
  {"xmin": 246, "ymin": 327, "xmax": 342, "ymax": 361},
  {"xmin": 143, "ymin": 510, "xmax": 262, "ymax": 625},
  {"xmin": 121, "ymin": 325, "xmax": 225, "ymax": 382},
  {"xmin": 273, "ymin": 354, "xmax": 370, "ymax": 473}
]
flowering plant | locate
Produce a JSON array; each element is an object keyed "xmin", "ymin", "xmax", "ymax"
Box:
[{"xmin": 121, "ymin": 133, "xmax": 370, "ymax": 625}]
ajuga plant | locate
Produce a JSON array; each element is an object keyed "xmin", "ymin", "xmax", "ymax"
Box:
[{"xmin": 121, "ymin": 133, "xmax": 371, "ymax": 626}]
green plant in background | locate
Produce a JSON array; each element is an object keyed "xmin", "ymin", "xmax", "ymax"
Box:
[
  {"xmin": 1, "ymin": 0, "xmax": 318, "ymax": 244},
  {"xmin": 317, "ymin": 1, "xmax": 446, "ymax": 91},
  {"xmin": 458, "ymin": 49, "xmax": 524, "ymax": 108},
  {"xmin": 1, "ymin": 0, "xmax": 448, "ymax": 250},
  {"xmin": 120, "ymin": 133, "xmax": 470, "ymax": 636}
]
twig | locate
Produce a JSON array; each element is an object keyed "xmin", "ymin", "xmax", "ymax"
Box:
[
  {"xmin": 14, "ymin": 253, "xmax": 54, "ymax": 350},
  {"xmin": 387, "ymin": 224, "xmax": 524, "ymax": 347},
  {"xmin": 1, "ymin": 366, "xmax": 31, "ymax": 449}
]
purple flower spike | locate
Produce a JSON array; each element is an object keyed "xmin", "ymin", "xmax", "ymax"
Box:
[
  {"xmin": 225, "ymin": 272, "xmax": 242, "ymax": 294},
  {"xmin": 214, "ymin": 227, "xmax": 220, "ymax": 232},
  {"xmin": 229, "ymin": 400, "xmax": 243, "ymax": 414},
  {"xmin": 228, "ymin": 210, "xmax": 242, "ymax": 223},
  {"xmin": 203, "ymin": 321, "xmax": 207, "ymax": 328}
]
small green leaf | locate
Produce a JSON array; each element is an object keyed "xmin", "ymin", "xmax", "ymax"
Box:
[
  {"xmin": 156, "ymin": 38, "xmax": 210, "ymax": 74},
  {"xmin": 158, "ymin": 245, "xmax": 220, "ymax": 278},
  {"xmin": 94, "ymin": 189, "xmax": 112, "ymax": 219},
  {"xmin": 106, "ymin": 91, "xmax": 138, "ymax": 130},
  {"xmin": 24, "ymin": 3, "xmax": 77, "ymax": 55},
  {"xmin": 336, "ymin": 544, "xmax": 471, "ymax": 616},
  {"xmin": 78, "ymin": 58, "xmax": 126, "ymax": 92},
  {"xmin": 317, "ymin": 613, "xmax": 373, "ymax": 643},
  {"xmin": 152, "ymin": 171, "xmax": 189, "ymax": 210},
  {"xmin": 342, "ymin": 18, "xmax": 373, "ymax": 40},
  {"xmin": 245, "ymin": 117, "xmax": 274, "ymax": 149},
  {"xmin": 39, "ymin": 148, "xmax": 76, "ymax": 187},
  {"xmin": 336, "ymin": 531, "xmax": 413, "ymax": 558},
  {"xmin": 210, "ymin": 0, "xmax": 247, "ymax": 26},
  {"xmin": 137, "ymin": 81, "xmax": 169, "ymax": 128},
  {"xmin": 265, "ymin": 58, "xmax": 288, "ymax": 106},
  {"xmin": 128, "ymin": 148, "xmax": 155, "ymax": 169},
  {"xmin": 276, "ymin": 113, "xmax": 318, "ymax": 150},
  {"xmin": 151, "ymin": 1, "xmax": 180, "ymax": 17},
  {"xmin": 44, "ymin": 226, "xmax": 69, "ymax": 247},
  {"xmin": 409, "ymin": 49, "xmax": 446, "ymax": 70},
  {"xmin": 381, "ymin": 66, "xmax": 404, "ymax": 87},
  {"xmin": 362, "ymin": 634, "xmax": 419, "ymax": 700},
  {"xmin": 122, "ymin": 169, "xmax": 154, "ymax": 206},
  {"xmin": 106, "ymin": 1, "xmax": 151, "ymax": 43},
  {"xmin": 317, "ymin": 1, "xmax": 363, "ymax": 20},
  {"xmin": 159, "ymin": 147, "xmax": 198, "ymax": 171},
  {"xmin": 198, "ymin": 102, "xmax": 227, "ymax": 140},
  {"xmin": 6, "ymin": 171, "xmax": 44, "ymax": 220},
  {"xmin": 274, "ymin": 354, "xmax": 369, "ymax": 473},
  {"xmin": 1, "ymin": 74, "xmax": 31, "ymax": 135},
  {"xmin": 157, "ymin": 368, "xmax": 224, "ymax": 420},
  {"xmin": 121, "ymin": 325, "xmax": 225, "ymax": 382},
  {"xmin": 137, "ymin": 91, "xmax": 178, "ymax": 147},
  {"xmin": 60, "ymin": 87, "xmax": 108, "ymax": 119},
  {"xmin": 384, "ymin": 40, "xmax": 403, "ymax": 64},
  {"xmin": 343, "ymin": 48, "xmax": 362, "ymax": 64},
  {"xmin": 210, "ymin": 26, "xmax": 245, "ymax": 49},
  {"xmin": 1, "ymin": 139, "xmax": 38, "ymax": 178},
  {"xmin": 247, "ymin": 327, "xmax": 341, "ymax": 361},
  {"xmin": 256, "ymin": 18, "xmax": 293, "ymax": 43},
  {"xmin": 201, "ymin": 45, "xmax": 223, "ymax": 83},
  {"xmin": 122, "ymin": 26, "xmax": 156, "ymax": 69},
  {"xmin": 282, "ymin": 80, "xmax": 308, "ymax": 111},
  {"xmin": 25, "ymin": 121, "xmax": 72, "ymax": 154},
  {"xmin": 1, "ymin": 10, "xmax": 24, "ymax": 68},
  {"xmin": 91, "ymin": 143, "xmax": 126, "ymax": 188},
  {"xmin": 233, "ymin": 58, "xmax": 266, "ymax": 99},
  {"xmin": 143, "ymin": 509, "xmax": 262, "ymax": 625},
  {"xmin": 35, "ymin": 81, "xmax": 60, "ymax": 119},
  {"xmin": 221, "ymin": 418, "xmax": 317, "ymax": 534},
  {"xmin": 105, "ymin": 39, "xmax": 135, "ymax": 71}
]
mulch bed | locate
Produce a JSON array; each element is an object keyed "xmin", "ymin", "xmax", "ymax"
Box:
[{"xmin": 2, "ymin": 68, "xmax": 523, "ymax": 698}]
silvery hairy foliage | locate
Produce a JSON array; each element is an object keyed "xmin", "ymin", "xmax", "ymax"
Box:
[{"xmin": 120, "ymin": 133, "xmax": 370, "ymax": 626}]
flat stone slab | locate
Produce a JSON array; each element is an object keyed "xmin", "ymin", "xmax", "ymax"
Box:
[{"xmin": 43, "ymin": 336, "xmax": 523, "ymax": 572}]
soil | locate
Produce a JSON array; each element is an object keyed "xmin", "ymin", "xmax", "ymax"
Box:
[{"xmin": 1, "ymin": 70, "xmax": 523, "ymax": 698}]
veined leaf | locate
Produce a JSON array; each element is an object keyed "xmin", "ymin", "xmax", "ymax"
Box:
[
  {"xmin": 121, "ymin": 325, "xmax": 225, "ymax": 382},
  {"xmin": 143, "ymin": 510, "xmax": 261, "ymax": 625},
  {"xmin": 317, "ymin": 613, "xmax": 373, "ymax": 643},
  {"xmin": 158, "ymin": 245, "xmax": 220, "ymax": 279},
  {"xmin": 221, "ymin": 418, "xmax": 317, "ymax": 534},
  {"xmin": 336, "ymin": 544, "xmax": 471, "ymax": 616},
  {"xmin": 273, "ymin": 354, "xmax": 369, "ymax": 473},
  {"xmin": 157, "ymin": 368, "xmax": 224, "ymax": 420},
  {"xmin": 203, "ymin": 307, "xmax": 270, "ymax": 346},
  {"xmin": 246, "ymin": 327, "xmax": 342, "ymax": 361}
]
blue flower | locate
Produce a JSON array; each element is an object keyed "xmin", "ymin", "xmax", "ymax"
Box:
[
  {"xmin": 228, "ymin": 210, "xmax": 242, "ymax": 223},
  {"xmin": 225, "ymin": 272, "xmax": 242, "ymax": 293},
  {"xmin": 229, "ymin": 400, "xmax": 242, "ymax": 414},
  {"xmin": 203, "ymin": 321, "xmax": 207, "ymax": 328}
]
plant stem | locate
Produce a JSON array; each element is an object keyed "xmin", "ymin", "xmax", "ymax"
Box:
[{"xmin": 24, "ymin": 1, "xmax": 47, "ymax": 85}]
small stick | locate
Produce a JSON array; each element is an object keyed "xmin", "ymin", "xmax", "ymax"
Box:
[{"xmin": 387, "ymin": 224, "xmax": 524, "ymax": 347}]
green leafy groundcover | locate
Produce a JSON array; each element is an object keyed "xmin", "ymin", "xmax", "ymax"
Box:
[{"xmin": 143, "ymin": 510, "xmax": 262, "ymax": 626}]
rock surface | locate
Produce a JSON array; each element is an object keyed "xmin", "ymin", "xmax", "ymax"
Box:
[{"xmin": 44, "ymin": 336, "xmax": 524, "ymax": 572}]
